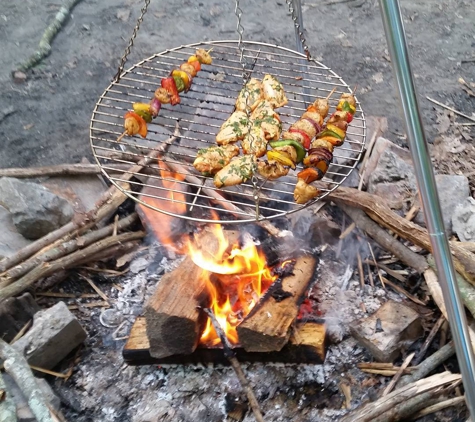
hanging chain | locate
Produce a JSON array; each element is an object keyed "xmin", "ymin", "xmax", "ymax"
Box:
[
  {"xmin": 113, "ymin": 0, "xmax": 151, "ymax": 82},
  {"xmin": 285, "ymin": 0, "xmax": 313, "ymax": 61},
  {"xmin": 234, "ymin": 0, "xmax": 261, "ymax": 220}
]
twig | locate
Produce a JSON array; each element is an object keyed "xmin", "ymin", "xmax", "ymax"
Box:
[
  {"xmin": 366, "ymin": 261, "xmax": 375, "ymax": 288},
  {"xmin": 0, "ymin": 339, "xmax": 54, "ymax": 422},
  {"xmin": 337, "ymin": 204, "xmax": 428, "ymax": 273},
  {"xmin": 0, "ymin": 231, "xmax": 145, "ymax": 302},
  {"xmin": 365, "ymin": 259, "xmax": 408, "ymax": 282},
  {"xmin": 9, "ymin": 319, "xmax": 32, "ymax": 344},
  {"xmin": 413, "ymin": 314, "xmax": 445, "ymax": 365},
  {"xmin": 0, "ymin": 213, "xmax": 137, "ymax": 285},
  {"xmin": 203, "ymin": 308, "xmax": 265, "ymax": 422},
  {"xmin": 367, "ymin": 241, "xmax": 386, "ymax": 289},
  {"xmin": 382, "ymin": 352, "xmax": 415, "ymax": 397},
  {"xmin": 15, "ymin": 0, "xmax": 84, "ymax": 73},
  {"xmin": 80, "ymin": 274, "xmax": 109, "ymax": 304},
  {"xmin": 409, "ymin": 395, "xmax": 466, "ymax": 420},
  {"xmin": 339, "ymin": 223, "xmax": 356, "ymax": 240},
  {"xmin": 380, "ymin": 276, "xmax": 426, "ymax": 306},
  {"xmin": 356, "ymin": 251, "xmax": 365, "ymax": 288},
  {"xmin": 0, "ymin": 163, "xmax": 130, "ymax": 178},
  {"xmin": 426, "ymin": 96, "xmax": 475, "ymax": 123},
  {"xmin": 340, "ymin": 371, "xmax": 461, "ymax": 422},
  {"xmin": 0, "ymin": 371, "xmax": 17, "ymax": 422},
  {"xmin": 29, "ymin": 365, "xmax": 70, "ymax": 379}
]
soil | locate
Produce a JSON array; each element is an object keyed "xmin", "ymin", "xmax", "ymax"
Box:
[{"xmin": 1, "ymin": 0, "xmax": 474, "ymax": 169}]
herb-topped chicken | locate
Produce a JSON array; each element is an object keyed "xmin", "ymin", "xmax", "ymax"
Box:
[
  {"xmin": 262, "ymin": 74, "xmax": 288, "ymax": 108},
  {"xmin": 235, "ymin": 78, "xmax": 264, "ymax": 112},
  {"xmin": 192, "ymin": 144, "xmax": 240, "ymax": 175},
  {"xmin": 216, "ymin": 111, "xmax": 249, "ymax": 145},
  {"xmin": 214, "ymin": 155, "xmax": 257, "ymax": 188}
]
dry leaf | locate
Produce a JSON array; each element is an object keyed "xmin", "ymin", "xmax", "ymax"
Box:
[{"xmin": 372, "ymin": 72, "xmax": 384, "ymax": 84}]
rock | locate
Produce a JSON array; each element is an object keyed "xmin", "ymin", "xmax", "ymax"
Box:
[
  {"xmin": 0, "ymin": 177, "xmax": 74, "ymax": 240},
  {"xmin": 0, "ymin": 293, "xmax": 40, "ymax": 343},
  {"xmin": 0, "ymin": 205, "xmax": 32, "ymax": 259},
  {"xmin": 12, "ymin": 71, "xmax": 27, "ymax": 84},
  {"xmin": 13, "ymin": 301, "xmax": 87, "ymax": 369},
  {"xmin": 414, "ymin": 174, "xmax": 470, "ymax": 233},
  {"xmin": 452, "ymin": 197, "xmax": 475, "ymax": 241},
  {"xmin": 349, "ymin": 300, "xmax": 422, "ymax": 362}
]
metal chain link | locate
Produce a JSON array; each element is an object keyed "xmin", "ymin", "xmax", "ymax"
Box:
[
  {"xmin": 285, "ymin": 0, "xmax": 312, "ymax": 61},
  {"xmin": 114, "ymin": 0, "xmax": 151, "ymax": 82},
  {"xmin": 234, "ymin": 0, "xmax": 261, "ymax": 220}
]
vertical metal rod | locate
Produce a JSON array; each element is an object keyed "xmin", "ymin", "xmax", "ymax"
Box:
[
  {"xmin": 291, "ymin": 0, "xmax": 311, "ymax": 107},
  {"xmin": 379, "ymin": 0, "xmax": 475, "ymax": 416}
]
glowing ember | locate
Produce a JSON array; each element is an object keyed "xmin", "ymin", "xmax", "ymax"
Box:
[{"xmin": 186, "ymin": 224, "xmax": 277, "ymax": 346}]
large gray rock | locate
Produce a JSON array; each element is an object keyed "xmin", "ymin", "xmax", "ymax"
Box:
[
  {"xmin": 0, "ymin": 205, "xmax": 31, "ymax": 259},
  {"xmin": 0, "ymin": 177, "xmax": 74, "ymax": 240},
  {"xmin": 452, "ymin": 197, "xmax": 475, "ymax": 241}
]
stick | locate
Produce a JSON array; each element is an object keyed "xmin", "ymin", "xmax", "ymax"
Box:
[
  {"xmin": 380, "ymin": 276, "xmax": 426, "ymax": 306},
  {"xmin": 0, "ymin": 127, "xmax": 179, "ymax": 274},
  {"xmin": 409, "ymin": 395, "xmax": 466, "ymax": 420},
  {"xmin": 0, "ymin": 371, "xmax": 17, "ymax": 422},
  {"xmin": 0, "ymin": 213, "xmax": 137, "ymax": 285},
  {"xmin": 356, "ymin": 250, "xmax": 365, "ymax": 288},
  {"xmin": 326, "ymin": 87, "xmax": 337, "ymax": 99},
  {"xmin": 337, "ymin": 204, "xmax": 428, "ymax": 273},
  {"xmin": 340, "ymin": 372, "xmax": 461, "ymax": 422},
  {"xmin": 203, "ymin": 308, "xmax": 265, "ymax": 422},
  {"xmin": 0, "ymin": 339, "xmax": 54, "ymax": 422},
  {"xmin": 0, "ymin": 163, "xmax": 130, "ymax": 178},
  {"xmin": 426, "ymin": 96, "xmax": 475, "ymax": 123},
  {"xmin": 15, "ymin": 0, "xmax": 83, "ymax": 73},
  {"xmin": 382, "ymin": 352, "xmax": 415, "ymax": 397},
  {"xmin": 413, "ymin": 314, "xmax": 445, "ymax": 365},
  {"xmin": 0, "ymin": 231, "xmax": 144, "ymax": 302}
]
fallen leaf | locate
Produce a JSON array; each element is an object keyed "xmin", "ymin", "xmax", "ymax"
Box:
[{"xmin": 372, "ymin": 72, "xmax": 384, "ymax": 84}]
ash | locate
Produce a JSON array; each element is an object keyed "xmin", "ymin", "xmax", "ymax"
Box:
[{"xmin": 57, "ymin": 226, "xmax": 402, "ymax": 422}]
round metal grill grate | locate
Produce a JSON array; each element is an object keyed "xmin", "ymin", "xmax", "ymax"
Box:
[{"xmin": 90, "ymin": 40, "xmax": 366, "ymax": 224}]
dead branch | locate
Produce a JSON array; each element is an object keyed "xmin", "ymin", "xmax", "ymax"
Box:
[
  {"xmin": 0, "ymin": 231, "xmax": 144, "ymax": 302},
  {"xmin": 15, "ymin": 0, "xmax": 84, "ymax": 73},
  {"xmin": 0, "ymin": 163, "xmax": 129, "ymax": 178},
  {"xmin": 203, "ymin": 308, "xmax": 265, "ymax": 422},
  {"xmin": 0, "ymin": 213, "xmax": 137, "ymax": 285},
  {"xmin": 340, "ymin": 371, "xmax": 461, "ymax": 422},
  {"xmin": 0, "ymin": 371, "xmax": 17, "ymax": 422},
  {"xmin": 0, "ymin": 126, "xmax": 179, "ymax": 274},
  {"xmin": 409, "ymin": 395, "xmax": 466, "ymax": 420},
  {"xmin": 0, "ymin": 339, "xmax": 54, "ymax": 422},
  {"xmin": 337, "ymin": 204, "xmax": 428, "ymax": 273},
  {"xmin": 382, "ymin": 352, "xmax": 415, "ymax": 397},
  {"xmin": 329, "ymin": 187, "xmax": 475, "ymax": 284},
  {"xmin": 414, "ymin": 314, "xmax": 445, "ymax": 365}
]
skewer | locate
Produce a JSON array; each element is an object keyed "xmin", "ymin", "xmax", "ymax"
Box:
[
  {"xmin": 325, "ymin": 87, "xmax": 337, "ymax": 100},
  {"xmin": 117, "ymin": 131, "xmax": 127, "ymax": 143}
]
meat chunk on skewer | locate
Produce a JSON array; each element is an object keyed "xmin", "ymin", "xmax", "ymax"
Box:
[
  {"xmin": 294, "ymin": 179, "xmax": 319, "ymax": 204},
  {"xmin": 262, "ymin": 74, "xmax": 288, "ymax": 108},
  {"xmin": 216, "ymin": 111, "xmax": 249, "ymax": 145},
  {"xmin": 193, "ymin": 144, "xmax": 240, "ymax": 175},
  {"xmin": 214, "ymin": 155, "xmax": 257, "ymax": 188},
  {"xmin": 257, "ymin": 160, "xmax": 289, "ymax": 180},
  {"xmin": 241, "ymin": 125, "xmax": 268, "ymax": 158},
  {"xmin": 235, "ymin": 78, "xmax": 264, "ymax": 112},
  {"xmin": 251, "ymin": 100, "xmax": 282, "ymax": 141}
]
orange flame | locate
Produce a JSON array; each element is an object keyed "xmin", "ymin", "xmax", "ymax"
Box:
[
  {"xmin": 138, "ymin": 160, "xmax": 188, "ymax": 252},
  {"xmin": 187, "ymin": 223, "xmax": 276, "ymax": 346}
]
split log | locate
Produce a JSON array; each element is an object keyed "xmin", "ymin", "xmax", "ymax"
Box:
[
  {"xmin": 340, "ymin": 371, "xmax": 461, "ymax": 422},
  {"xmin": 328, "ymin": 187, "xmax": 475, "ymax": 284},
  {"xmin": 237, "ymin": 255, "xmax": 318, "ymax": 352},
  {"xmin": 123, "ymin": 317, "xmax": 327, "ymax": 365},
  {"xmin": 144, "ymin": 229, "xmax": 239, "ymax": 359}
]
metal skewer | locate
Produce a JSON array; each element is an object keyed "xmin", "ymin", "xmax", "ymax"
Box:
[{"xmin": 379, "ymin": 0, "xmax": 475, "ymax": 417}]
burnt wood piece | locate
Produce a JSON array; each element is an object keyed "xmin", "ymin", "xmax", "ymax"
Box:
[
  {"xmin": 123, "ymin": 317, "xmax": 327, "ymax": 365},
  {"xmin": 237, "ymin": 255, "xmax": 319, "ymax": 352},
  {"xmin": 144, "ymin": 229, "xmax": 239, "ymax": 359}
]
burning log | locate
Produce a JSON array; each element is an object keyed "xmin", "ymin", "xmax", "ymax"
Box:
[
  {"xmin": 144, "ymin": 229, "xmax": 239, "ymax": 359},
  {"xmin": 237, "ymin": 255, "xmax": 319, "ymax": 352},
  {"xmin": 123, "ymin": 317, "xmax": 327, "ymax": 365}
]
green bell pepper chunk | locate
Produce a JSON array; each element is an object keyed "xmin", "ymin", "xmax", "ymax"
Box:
[
  {"xmin": 269, "ymin": 139, "xmax": 306, "ymax": 163},
  {"xmin": 172, "ymin": 75, "xmax": 185, "ymax": 93}
]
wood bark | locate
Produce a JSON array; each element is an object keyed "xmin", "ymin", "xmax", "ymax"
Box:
[
  {"xmin": 123, "ymin": 317, "xmax": 327, "ymax": 365},
  {"xmin": 328, "ymin": 187, "xmax": 475, "ymax": 284},
  {"xmin": 237, "ymin": 255, "xmax": 318, "ymax": 352}
]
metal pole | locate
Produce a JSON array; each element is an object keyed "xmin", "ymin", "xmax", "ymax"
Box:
[
  {"xmin": 291, "ymin": 0, "xmax": 311, "ymax": 107},
  {"xmin": 379, "ymin": 0, "xmax": 475, "ymax": 416}
]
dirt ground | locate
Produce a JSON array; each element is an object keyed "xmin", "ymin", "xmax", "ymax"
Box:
[{"xmin": 0, "ymin": 0, "xmax": 474, "ymax": 169}]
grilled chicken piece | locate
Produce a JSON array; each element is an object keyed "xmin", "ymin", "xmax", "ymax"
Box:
[
  {"xmin": 193, "ymin": 144, "xmax": 240, "ymax": 175},
  {"xmin": 216, "ymin": 111, "xmax": 249, "ymax": 145},
  {"xmin": 281, "ymin": 130, "xmax": 306, "ymax": 148},
  {"xmin": 310, "ymin": 138, "xmax": 334, "ymax": 153},
  {"xmin": 241, "ymin": 125, "xmax": 268, "ymax": 157},
  {"xmin": 214, "ymin": 155, "xmax": 257, "ymax": 188},
  {"xmin": 294, "ymin": 179, "xmax": 319, "ymax": 204},
  {"xmin": 313, "ymin": 98, "xmax": 330, "ymax": 118},
  {"xmin": 257, "ymin": 160, "xmax": 289, "ymax": 180},
  {"xmin": 340, "ymin": 93, "xmax": 356, "ymax": 107},
  {"xmin": 235, "ymin": 78, "xmax": 264, "ymax": 112},
  {"xmin": 290, "ymin": 119, "xmax": 317, "ymax": 139},
  {"xmin": 251, "ymin": 100, "xmax": 282, "ymax": 141},
  {"xmin": 262, "ymin": 74, "xmax": 288, "ymax": 108}
]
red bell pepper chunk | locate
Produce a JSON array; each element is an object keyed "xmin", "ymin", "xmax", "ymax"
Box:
[
  {"xmin": 289, "ymin": 127, "xmax": 311, "ymax": 149},
  {"xmin": 124, "ymin": 111, "xmax": 147, "ymax": 138},
  {"xmin": 161, "ymin": 77, "xmax": 180, "ymax": 105}
]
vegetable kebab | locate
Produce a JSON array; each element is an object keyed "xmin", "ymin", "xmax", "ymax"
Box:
[
  {"xmin": 121, "ymin": 48, "xmax": 213, "ymax": 140},
  {"xmin": 257, "ymin": 88, "xmax": 335, "ymax": 181},
  {"xmin": 294, "ymin": 92, "xmax": 357, "ymax": 204}
]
